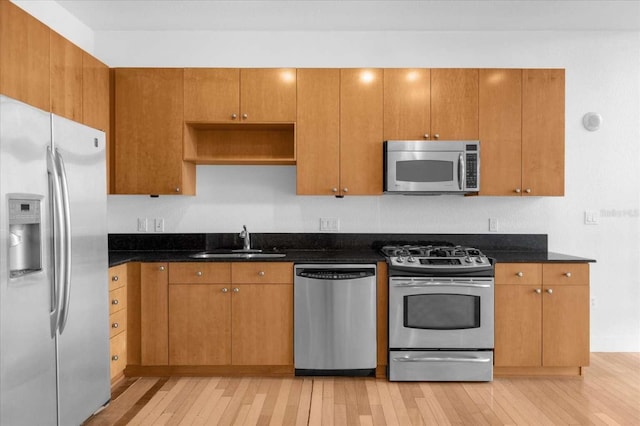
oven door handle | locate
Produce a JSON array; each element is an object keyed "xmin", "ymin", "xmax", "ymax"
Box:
[
  {"xmin": 393, "ymin": 356, "xmax": 492, "ymax": 363},
  {"xmin": 392, "ymin": 281, "xmax": 492, "ymax": 289}
]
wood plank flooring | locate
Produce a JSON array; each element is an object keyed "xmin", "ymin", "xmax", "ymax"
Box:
[{"xmin": 85, "ymin": 353, "xmax": 640, "ymax": 425}]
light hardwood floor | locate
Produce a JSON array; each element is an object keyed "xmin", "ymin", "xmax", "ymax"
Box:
[{"xmin": 85, "ymin": 353, "xmax": 639, "ymax": 425}]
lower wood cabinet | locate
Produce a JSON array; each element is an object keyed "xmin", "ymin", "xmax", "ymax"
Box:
[
  {"xmin": 494, "ymin": 262, "xmax": 590, "ymax": 375},
  {"xmin": 108, "ymin": 264, "xmax": 128, "ymax": 383},
  {"xmin": 167, "ymin": 262, "xmax": 293, "ymax": 367}
]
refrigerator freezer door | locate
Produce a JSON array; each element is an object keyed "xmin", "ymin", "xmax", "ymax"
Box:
[
  {"xmin": 0, "ymin": 96, "xmax": 58, "ymax": 425},
  {"xmin": 51, "ymin": 114, "xmax": 110, "ymax": 425}
]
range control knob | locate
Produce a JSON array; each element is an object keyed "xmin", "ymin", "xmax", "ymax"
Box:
[
  {"xmin": 476, "ymin": 257, "xmax": 484, "ymax": 263},
  {"xmin": 464, "ymin": 256, "xmax": 473, "ymax": 263},
  {"xmin": 407, "ymin": 256, "xmax": 416, "ymax": 263},
  {"xmin": 396, "ymin": 257, "xmax": 404, "ymax": 264}
]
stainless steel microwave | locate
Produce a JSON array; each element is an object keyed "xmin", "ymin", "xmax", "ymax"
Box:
[{"xmin": 384, "ymin": 140, "xmax": 480, "ymax": 194}]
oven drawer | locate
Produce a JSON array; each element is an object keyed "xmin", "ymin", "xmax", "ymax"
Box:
[{"xmin": 389, "ymin": 350, "xmax": 493, "ymax": 382}]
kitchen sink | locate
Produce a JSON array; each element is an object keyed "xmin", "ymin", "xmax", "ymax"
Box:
[{"xmin": 189, "ymin": 251, "xmax": 286, "ymax": 259}]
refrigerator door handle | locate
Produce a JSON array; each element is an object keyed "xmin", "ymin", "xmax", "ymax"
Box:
[
  {"xmin": 46, "ymin": 147, "xmax": 64, "ymax": 337},
  {"xmin": 55, "ymin": 148, "xmax": 72, "ymax": 334}
]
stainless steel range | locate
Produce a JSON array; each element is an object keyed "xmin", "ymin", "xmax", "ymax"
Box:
[{"xmin": 381, "ymin": 244, "xmax": 495, "ymax": 382}]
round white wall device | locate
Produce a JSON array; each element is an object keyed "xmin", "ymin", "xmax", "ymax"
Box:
[{"xmin": 583, "ymin": 112, "xmax": 602, "ymax": 131}]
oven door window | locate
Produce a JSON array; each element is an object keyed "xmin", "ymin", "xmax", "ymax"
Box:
[
  {"xmin": 404, "ymin": 294, "xmax": 480, "ymax": 330},
  {"xmin": 397, "ymin": 160, "xmax": 452, "ymax": 183}
]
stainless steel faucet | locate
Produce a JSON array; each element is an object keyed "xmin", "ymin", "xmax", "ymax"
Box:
[{"xmin": 239, "ymin": 225, "xmax": 250, "ymax": 251}]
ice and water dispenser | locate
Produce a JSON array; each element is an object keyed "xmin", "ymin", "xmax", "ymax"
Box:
[{"xmin": 8, "ymin": 197, "xmax": 42, "ymax": 278}]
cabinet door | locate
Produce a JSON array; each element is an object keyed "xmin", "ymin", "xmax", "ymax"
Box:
[
  {"xmin": 431, "ymin": 69, "xmax": 479, "ymax": 140},
  {"xmin": 383, "ymin": 68, "xmax": 431, "ymax": 140},
  {"xmin": 0, "ymin": 0, "xmax": 50, "ymax": 111},
  {"xmin": 479, "ymin": 69, "xmax": 522, "ymax": 196},
  {"xmin": 240, "ymin": 68, "xmax": 296, "ymax": 122},
  {"xmin": 115, "ymin": 68, "xmax": 193, "ymax": 195},
  {"xmin": 340, "ymin": 68, "xmax": 383, "ymax": 195},
  {"xmin": 50, "ymin": 31, "xmax": 83, "ymax": 122},
  {"xmin": 140, "ymin": 263, "xmax": 168, "ymax": 365},
  {"xmin": 82, "ymin": 53, "xmax": 111, "ymax": 192},
  {"xmin": 169, "ymin": 285, "xmax": 231, "ymax": 365},
  {"xmin": 494, "ymin": 285, "xmax": 542, "ymax": 367},
  {"xmin": 231, "ymin": 284, "xmax": 293, "ymax": 365},
  {"xmin": 522, "ymin": 69, "xmax": 565, "ymax": 196},
  {"xmin": 542, "ymin": 285, "xmax": 590, "ymax": 366},
  {"xmin": 296, "ymin": 68, "xmax": 340, "ymax": 195},
  {"xmin": 184, "ymin": 68, "xmax": 240, "ymax": 122}
]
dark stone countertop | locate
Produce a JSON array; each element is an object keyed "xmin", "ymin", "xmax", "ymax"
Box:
[{"xmin": 109, "ymin": 248, "xmax": 595, "ymax": 268}]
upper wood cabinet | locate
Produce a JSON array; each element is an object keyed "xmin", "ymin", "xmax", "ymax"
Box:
[
  {"xmin": 339, "ymin": 68, "xmax": 384, "ymax": 196},
  {"xmin": 383, "ymin": 68, "xmax": 478, "ymax": 141},
  {"xmin": 114, "ymin": 68, "xmax": 195, "ymax": 195},
  {"xmin": 479, "ymin": 69, "xmax": 523, "ymax": 196},
  {"xmin": 296, "ymin": 68, "xmax": 341, "ymax": 195},
  {"xmin": 0, "ymin": 0, "xmax": 50, "ymax": 111},
  {"xmin": 480, "ymin": 68, "xmax": 564, "ymax": 196},
  {"xmin": 383, "ymin": 68, "xmax": 431, "ymax": 141},
  {"xmin": 297, "ymin": 68, "xmax": 383, "ymax": 196},
  {"xmin": 50, "ymin": 31, "xmax": 83, "ymax": 122},
  {"xmin": 522, "ymin": 69, "xmax": 565, "ymax": 196},
  {"xmin": 184, "ymin": 68, "xmax": 296, "ymax": 123}
]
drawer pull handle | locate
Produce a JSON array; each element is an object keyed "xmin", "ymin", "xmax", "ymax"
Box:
[
  {"xmin": 112, "ymin": 355, "xmax": 119, "ymax": 361},
  {"xmin": 535, "ymin": 288, "xmax": 541, "ymax": 294},
  {"xmin": 112, "ymin": 322, "xmax": 119, "ymax": 329},
  {"xmin": 196, "ymin": 271, "xmax": 203, "ymax": 276},
  {"xmin": 565, "ymin": 272, "xmax": 572, "ymax": 277},
  {"xmin": 547, "ymin": 288, "xmax": 553, "ymax": 295},
  {"xmin": 516, "ymin": 272, "xmax": 524, "ymax": 277},
  {"xmin": 258, "ymin": 271, "xmax": 265, "ymax": 276},
  {"xmin": 233, "ymin": 288, "xmax": 240, "ymax": 293},
  {"xmin": 112, "ymin": 276, "xmax": 119, "ymax": 281},
  {"xmin": 221, "ymin": 287, "xmax": 229, "ymax": 293},
  {"xmin": 159, "ymin": 266, "xmax": 165, "ymax": 271},
  {"xmin": 112, "ymin": 299, "xmax": 119, "ymax": 305}
]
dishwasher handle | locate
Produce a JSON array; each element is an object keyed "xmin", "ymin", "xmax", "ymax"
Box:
[{"xmin": 295, "ymin": 267, "xmax": 376, "ymax": 280}]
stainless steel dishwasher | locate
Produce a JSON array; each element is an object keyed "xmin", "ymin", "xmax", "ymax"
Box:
[{"xmin": 294, "ymin": 264, "xmax": 377, "ymax": 376}]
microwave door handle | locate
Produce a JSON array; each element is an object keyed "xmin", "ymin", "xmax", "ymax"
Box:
[{"xmin": 458, "ymin": 153, "xmax": 464, "ymax": 190}]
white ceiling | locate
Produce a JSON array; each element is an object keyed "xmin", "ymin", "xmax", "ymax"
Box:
[{"xmin": 53, "ymin": 0, "xmax": 640, "ymax": 32}]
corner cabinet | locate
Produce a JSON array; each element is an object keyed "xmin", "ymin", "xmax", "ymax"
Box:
[
  {"xmin": 114, "ymin": 68, "xmax": 195, "ymax": 195},
  {"xmin": 480, "ymin": 69, "xmax": 564, "ymax": 196},
  {"xmin": 494, "ymin": 262, "xmax": 590, "ymax": 376}
]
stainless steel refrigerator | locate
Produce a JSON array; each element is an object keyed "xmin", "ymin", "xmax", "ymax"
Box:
[{"xmin": 0, "ymin": 95, "xmax": 110, "ymax": 425}]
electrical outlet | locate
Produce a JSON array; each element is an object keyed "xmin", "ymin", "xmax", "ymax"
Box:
[
  {"xmin": 591, "ymin": 297, "xmax": 596, "ymax": 308},
  {"xmin": 320, "ymin": 217, "xmax": 340, "ymax": 231},
  {"xmin": 489, "ymin": 218, "xmax": 498, "ymax": 232},
  {"xmin": 137, "ymin": 217, "xmax": 147, "ymax": 232},
  {"xmin": 584, "ymin": 210, "xmax": 600, "ymax": 225},
  {"xmin": 154, "ymin": 218, "xmax": 164, "ymax": 232}
]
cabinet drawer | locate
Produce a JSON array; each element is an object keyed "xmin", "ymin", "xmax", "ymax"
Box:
[
  {"xmin": 543, "ymin": 263, "xmax": 589, "ymax": 286},
  {"xmin": 109, "ymin": 309, "xmax": 127, "ymax": 338},
  {"xmin": 110, "ymin": 331, "xmax": 127, "ymax": 380},
  {"xmin": 109, "ymin": 264, "xmax": 127, "ymax": 291},
  {"xmin": 169, "ymin": 262, "xmax": 231, "ymax": 284},
  {"xmin": 495, "ymin": 263, "xmax": 542, "ymax": 285},
  {"xmin": 109, "ymin": 286, "xmax": 127, "ymax": 315},
  {"xmin": 232, "ymin": 262, "xmax": 293, "ymax": 284}
]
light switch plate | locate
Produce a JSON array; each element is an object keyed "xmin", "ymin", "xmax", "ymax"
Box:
[
  {"xmin": 320, "ymin": 217, "xmax": 340, "ymax": 231},
  {"xmin": 489, "ymin": 218, "xmax": 498, "ymax": 232},
  {"xmin": 137, "ymin": 217, "xmax": 147, "ymax": 232},
  {"xmin": 154, "ymin": 218, "xmax": 164, "ymax": 232}
]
